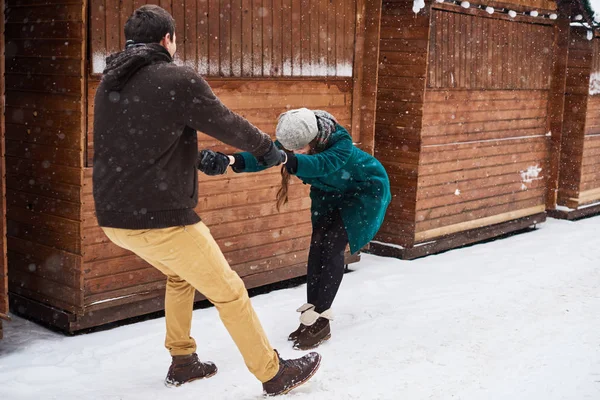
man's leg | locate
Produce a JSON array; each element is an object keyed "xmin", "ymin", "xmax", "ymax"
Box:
[
  {"xmin": 102, "ymin": 227, "xmax": 197, "ymax": 356},
  {"xmin": 106, "ymin": 223, "xmax": 279, "ymax": 383}
]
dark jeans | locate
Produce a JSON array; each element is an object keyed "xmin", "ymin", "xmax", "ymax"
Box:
[{"xmin": 307, "ymin": 209, "xmax": 349, "ymax": 314}]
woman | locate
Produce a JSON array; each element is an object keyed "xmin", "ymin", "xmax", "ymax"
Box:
[{"xmin": 199, "ymin": 108, "xmax": 391, "ymax": 350}]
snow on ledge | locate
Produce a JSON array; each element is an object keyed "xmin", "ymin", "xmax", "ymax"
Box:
[
  {"xmin": 590, "ymin": 72, "xmax": 600, "ymax": 95},
  {"xmin": 556, "ymin": 201, "xmax": 600, "ymax": 212}
]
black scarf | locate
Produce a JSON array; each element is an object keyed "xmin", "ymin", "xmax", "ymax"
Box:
[{"xmin": 102, "ymin": 43, "xmax": 172, "ymax": 91}]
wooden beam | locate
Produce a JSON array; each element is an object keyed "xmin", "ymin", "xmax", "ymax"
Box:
[
  {"xmin": 415, "ymin": 205, "xmax": 546, "ymax": 242},
  {"xmin": 556, "ymin": 27, "xmax": 592, "ymax": 209},
  {"xmin": 548, "ymin": 203, "xmax": 600, "ymax": 221},
  {"xmin": 368, "ymin": 213, "xmax": 546, "ymax": 260},
  {"xmin": 546, "ymin": 15, "xmax": 571, "ymax": 210},
  {"xmin": 351, "ymin": 0, "xmax": 383, "ymax": 155},
  {"xmin": 0, "ymin": 0, "xmax": 7, "ymax": 319}
]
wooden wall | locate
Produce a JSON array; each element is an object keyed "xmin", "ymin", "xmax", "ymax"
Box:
[
  {"xmin": 3, "ymin": 0, "xmax": 366, "ymax": 329},
  {"xmin": 0, "ymin": 0, "xmax": 7, "ymax": 338},
  {"xmin": 373, "ymin": 0, "xmax": 428, "ymax": 248},
  {"xmin": 374, "ymin": 2, "xmax": 554, "ymax": 249},
  {"xmin": 578, "ymin": 38, "xmax": 600, "ymax": 206},
  {"xmin": 557, "ymin": 28, "xmax": 592, "ymax": 208},
  {"xmin": 417, "ymin": 7, "xmax": 553, "ymax": 242},
  {"xmin": 89, "ymin": 0, "xmax": 356, "ymax": 78},
  {"xmin": 83, "ymin": 79, "xmax": 352, "ymax": 311},
  {"xmin": 4, "ymin": 1, "xmax": 86, "ymax": 313}
]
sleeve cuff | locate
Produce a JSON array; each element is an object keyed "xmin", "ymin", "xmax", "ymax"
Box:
[
  {"xmin": 285, "ymin": 153, "xmax": 298, "ymax": 174},
  {"xmin": 231, "ymin": 153, "xmax": 247, "ymax": 172}
]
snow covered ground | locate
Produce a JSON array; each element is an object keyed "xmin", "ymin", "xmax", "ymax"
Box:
[{"xmin": 1, "ymin": 217, "xmax": 599, "ymax": 400}]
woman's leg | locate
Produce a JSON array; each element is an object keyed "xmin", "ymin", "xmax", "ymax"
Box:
[
  {"xmin": 306, "ymin": 214, "xmax": 331, "ymax": 306},
  {"xmin": 313, "ymin": 210, "xmax": 348, "ymax": 314}
]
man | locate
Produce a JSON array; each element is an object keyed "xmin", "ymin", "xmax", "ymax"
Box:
[{"xmin": 92, "ymin": 5, "xmax": 321, "ymax": 397}]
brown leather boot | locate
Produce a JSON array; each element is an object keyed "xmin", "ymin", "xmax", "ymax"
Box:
[
  {"xmin": 293, "ymin": 317, "xmax": 331, "ymax": 351},
  {"xmin": 288, "ymin": 303, "xmax": 314, "ymax": 341},
  {"xmin": 287, "ymin": 324, "xmax": 307, "ymax": 341},
  {"xmin": 262, "ymin": 350, "xmax": 322, "ymax": 396},
  {"xmin": 164, "ymin": 353, "xmax": 218, "ymax": 387}
]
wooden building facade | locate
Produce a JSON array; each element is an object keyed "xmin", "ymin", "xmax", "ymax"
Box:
[
  {"xmin": 547, "ymin": 0, "xmax": 600, "ymax": 220},
  {"xmin": 4, "ymin": 0, "xmax": 380, "ymax": 332},
  {"xmin": 369, "ymin": 0, "xmax": 558, "ymax": 259}
]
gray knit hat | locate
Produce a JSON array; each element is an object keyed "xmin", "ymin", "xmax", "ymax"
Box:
[{"xmin": 275, "ymin": 108, "xmax": 318, "ymax": 151}]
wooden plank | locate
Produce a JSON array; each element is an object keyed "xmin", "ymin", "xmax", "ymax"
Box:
[
  {"xmin": 172, "ymin": 0, "xmax": 186, "ymax": 61},
  {"xmin": 556, "ymin": 28, "xmax": 591, "ymax": 208},
  {"xmin": 252, "ymin": 0, "xmax": 263, "ymax": 76},
  {"xmin": 105, "ymin": 0, "xmax": 120, "ymax": 58},
  {"xmin": 419, "ymin": 149, "xmax": 549, "ymax": 176},
  {"xmin": 9, "ymin": 268, "xmax": 82, "ymax": 312},
  {"xmin": 231, "ymin": 0, "xmax": 243, "ymax": 77},
  {"xmin": 423, "ymin": 107, "xmax": 548, "ymax": 126},
  {"xmin": 309, "ymin": 0, "xmax": 319, "ymax": 76},
  {"xmin": 548, "ymin": 204, "xmax": 600, "ymax": 221},
  {"xmin": 369, "ymin": 213, "xmax": 545, "ymax": 260},
  {"xmin": 220, "ymin": 0, "xmax": 232, "ymax": 76},
  {"xmin": 0, "ymin": 0, "xmax": 6, "ymax": 319},
  {"xmin": 5, "ymin": 124, "xmax": 81, "ymax": 150},
  {"xmin": 198, "ymin": 0, "xmax": 209, "ymax": 75},
  {"xmin": 419, "ymin": 157, "xmax": 549, "ymax": 188},
  {"xmin": 317, "ymin": 0, "xmax": 328, "ymax": 75},
  {"xmin": 10, "ymin": 292, "xmax": 76, "ymax": 333},
  {"xmin": 416, "ymin": 187, "xmax": 546, "ymax": 223},
  {"xmin": 291, "ymin": 0, "xmax": 301, "ymax": 76},
  {"xmin": 299, "ymin": 0, "xmax": 310, "ymax": 76},
  {"xmin": 335, "ymin": 0, "xmax": 345, "ymax": 76},
  {"xmin": 184, "ymin": 0, "xmax": 198, "ymax": 72},
  {"xmin": 415, "ymin": 205, "xmax": 546, "ymax": 241},
  {"xmin": 7, "ymin": 188, "xmax": 81, "ymax": 221},
  {"xmin": 272, "ymin": 0, "xmax": 282, "ymax": 76},
  {"xmin": 355, "ymin": 0, "xmax": 383, "ymax": 153},
  {"xmin": 417, "ymin": 179, "xmax": 545, "ymax": 211},
  {"xmin": 208, "ymin": 0, "xmax": 220, "ymax": 75},
  {"xmin": 420, "ymin": 138, "xmax": 548, "ymax": 163}
]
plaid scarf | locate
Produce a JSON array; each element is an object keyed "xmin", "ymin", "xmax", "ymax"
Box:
[{"xmin": 313, "ymin": 110, "xmax": 338, "ymax": 152}]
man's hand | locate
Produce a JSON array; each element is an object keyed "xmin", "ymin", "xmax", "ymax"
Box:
[
  {"xmin": 257, "ymin": 142, "xmax": 288, "ymax": 168},
  {"xmin": 197, "ymin": 149, "xmax": 230, "ymax": 176}
]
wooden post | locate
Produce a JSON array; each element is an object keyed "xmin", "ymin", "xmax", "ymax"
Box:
[
  {"xmin": 0, "ymin": 0, "xmax": 8, "ymax": 337},
  {"xmin": 545, "ymin": 14, "xmax": 570, "ymax": 210},
  {"xmin": 351, "ymin": 0, "xmax": 382, "ymax": 155}
]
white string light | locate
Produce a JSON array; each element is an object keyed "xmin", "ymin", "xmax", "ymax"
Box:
[{"xmin": 428, "ymin": 0, "xmax": 598, "ymax": 32}]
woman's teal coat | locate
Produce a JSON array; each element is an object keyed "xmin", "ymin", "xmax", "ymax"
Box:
[{"xmin": 236, "ymin": 125, "xmax": 391, "ymax": 254}]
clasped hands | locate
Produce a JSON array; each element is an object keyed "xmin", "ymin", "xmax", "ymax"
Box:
[{"xmin": 197, "ymin": 142, "xmax": 289, "ymax": 176}]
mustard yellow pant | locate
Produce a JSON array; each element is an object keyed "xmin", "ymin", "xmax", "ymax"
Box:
[{"xmin": 102, "ymin": 222, "xmax": 279, "ymax": 382}]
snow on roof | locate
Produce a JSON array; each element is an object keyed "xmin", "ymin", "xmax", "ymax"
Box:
[{"xmin": 585, "ymin": 0, "xmax": 600, "ymax": 22}]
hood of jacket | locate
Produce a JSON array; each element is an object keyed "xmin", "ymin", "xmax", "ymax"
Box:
[{"xmin": 102, "ymin": 43, "xmax": 172, "ymax": 91}]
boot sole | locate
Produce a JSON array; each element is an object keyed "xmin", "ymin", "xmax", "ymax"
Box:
[
  {"xmin": 164, "ymin": 368, "xmax": 218, "ymax": 388},
  {"xmin": 293, "ymin": 333, "xmax": 331, "ymax": 351},
  {"xmin": 264, "ymin": 354, "xmax": 322, "ymax": 397}
]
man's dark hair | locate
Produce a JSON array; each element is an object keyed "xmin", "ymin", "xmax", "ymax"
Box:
[{"xmin": 124, "ymin": 5, "xmax": 176, "ymax": 44}]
